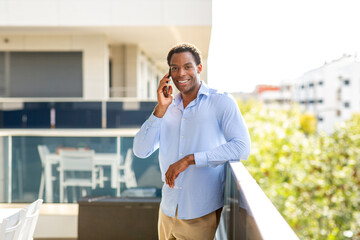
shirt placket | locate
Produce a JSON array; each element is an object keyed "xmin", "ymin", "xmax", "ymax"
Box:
[
  {"xmin": 175, "ymin": 98, "xmax": 200, "ymax": 217},
  {"xmin": 176, "ymin": 109, "xmax": 187, "ymax": 194}
]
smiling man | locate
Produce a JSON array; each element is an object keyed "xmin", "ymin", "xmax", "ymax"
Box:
[{"xmin": 133, "ymin": 43, "xmax": 251, "ymax": 240}]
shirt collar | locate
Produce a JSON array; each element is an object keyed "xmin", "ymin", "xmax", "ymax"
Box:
[
  {"xmin": 197, "ymin": 81, "xmax": 210, "ymax": 98},
  {"xmin": 174, "ymin": 81, "xmax": 209, "ymax": 107}
]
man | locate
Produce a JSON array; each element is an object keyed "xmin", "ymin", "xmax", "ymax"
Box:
[{"xmin": 133, "ymin": 43, "xmax": 250, "ymax": 240}]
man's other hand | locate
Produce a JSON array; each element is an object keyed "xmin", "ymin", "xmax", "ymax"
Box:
[{"xmin": 165, "ymin": 154, "xmax": 195, "ymax": 188}]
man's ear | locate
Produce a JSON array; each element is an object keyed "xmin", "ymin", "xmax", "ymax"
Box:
[{"xmin": 197, "ymin": 64, "xmax": 203, "ymax": 74}]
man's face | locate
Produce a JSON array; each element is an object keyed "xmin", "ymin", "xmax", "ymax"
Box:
[{"xmin": 169, "ymin": 51, "xmax": 202, "ymax": 96}]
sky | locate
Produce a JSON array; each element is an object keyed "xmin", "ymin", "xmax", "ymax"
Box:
[{"xmin": 207, "ymin": 0, "xmax": 360, "ymax": 93}]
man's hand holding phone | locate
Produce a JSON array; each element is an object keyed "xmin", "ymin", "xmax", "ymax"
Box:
[{"xmin": 154, "ymin": 72, "xmax": 173, "ymax": 118}]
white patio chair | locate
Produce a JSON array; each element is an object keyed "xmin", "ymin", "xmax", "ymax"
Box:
[
  {"xmin": 18, "ymin": 199, "xmax": 43, "ymax": 240},
  {"xmin": 58, "ymin": 150, "xmax": 99, "ymax": 202},
  {"xmin": 0, "ymin": 208, "xmax": 27, "ymax": 240},
  {"xmin": 116, "ymin": 148, "xmax": 137, "ymax": 196},
  {"xmin": 37, "ymin": 145, "xmax": 56, "ymax": 201}
]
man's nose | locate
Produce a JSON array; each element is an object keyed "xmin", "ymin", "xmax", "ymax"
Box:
[{"xmin": 178, "ymin": 67, "xmax": 186, "ymax": 76}]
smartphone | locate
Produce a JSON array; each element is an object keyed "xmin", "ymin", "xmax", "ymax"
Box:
[{"xmin": 164, "ymin": 68, "xmax": 171, "ymax": 98}]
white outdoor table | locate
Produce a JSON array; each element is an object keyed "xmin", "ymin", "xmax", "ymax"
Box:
[{"xmin": 45, "ymin": 153, "xmax": 120, "ymax": 203}]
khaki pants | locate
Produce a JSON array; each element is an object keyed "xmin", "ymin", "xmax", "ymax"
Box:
[{"xmin": 158, "ymin": 207, "xmax": 222, "ymax": 240}]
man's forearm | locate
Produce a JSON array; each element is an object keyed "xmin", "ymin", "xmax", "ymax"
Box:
[
  {"xmin": 165, "ymin": 154, "xmax": 195, "ymax": 188},
  {"xmin": 183, "ymin": 154, "xmax": 195, "ymax": 165},
  {"xmin": 153, "ymin": 104, "xmax": 168, "ymax": 118},
  {"xmin": 197, "ymin": 137, "xmax": 250, "ymax": 167}
]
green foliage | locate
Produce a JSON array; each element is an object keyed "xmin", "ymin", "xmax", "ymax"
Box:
[{"xmin": 238, "ymin": 100, "xmax": 360, "ymax": 240}]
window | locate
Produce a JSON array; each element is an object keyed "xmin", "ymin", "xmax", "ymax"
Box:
[
  {"xmin": 0, "ymin": 51, "xmax": 83, "ymax": 97},
  {"xmin": 317, "ymin": 117, "xmax": 323, "ymax": 122},
  {"xmin": 309, "ymin": 100, "xmax": 314, "ymax": 104},
  {"xmin": 344, "ymin": 102, "xmax": 350, "ymax": 108},
  {"xmin": 344, "ymin": 79, "xmax": 350, "ymax": 85},
  {"xmin": 309, "ymin": 82, "xmax": 314, "ymax": 88},
  {"xmin": 301, "ymin": 84, "xmax": 305, "ymax": 89},
  {"xmin": 318, "ymin": 81, "xmax": 323, "ymax": 86},
  {"xmin": 318, "ymin": 99, "xmax": 323, "ymax": 104}
]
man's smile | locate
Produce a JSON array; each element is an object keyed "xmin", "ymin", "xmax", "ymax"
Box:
[{"xmin": 177, "ymin": 79, "xmax": 190, "ymax": 84}]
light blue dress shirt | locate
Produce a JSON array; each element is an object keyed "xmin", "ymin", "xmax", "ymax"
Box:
[{"xmin": 133, "ymin": 82, "xmax": 251, "ymax": 220}]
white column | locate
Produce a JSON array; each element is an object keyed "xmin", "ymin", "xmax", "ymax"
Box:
[{"xmin": 72, "ymin": 35, "xmax": 109, "ymax": 99}]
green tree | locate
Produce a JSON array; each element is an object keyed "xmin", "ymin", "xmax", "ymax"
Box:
[{"xmin": 238, "ymin": 100, "xmax": 360, "ymax": 240}]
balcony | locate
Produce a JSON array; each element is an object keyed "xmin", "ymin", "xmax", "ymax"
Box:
[{"xmin": 0, "ymin": 128, "xmax": 298, "ymax": 239}]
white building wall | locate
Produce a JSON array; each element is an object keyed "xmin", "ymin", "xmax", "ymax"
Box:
[
  {"xmin": 109, "ymin": 45, "xmax": 125, "ymax": 97},
  {"xmin": 338, "ymin": 62, "xmax": 360, "ymax": 122},
  {"xmin": 110, "ymin": 45, "xmax": 159, "ymax": 99},
  {"xmin": 137, "ymin": 50, "xmax": 158, "ymax": 99},
  {"xmin": 0, "ymin": 0, "xmax": 211, "ymax": 26},
  {"xmin": 75, "ymin": 35, "xmax": 109, "ymax": 99},
  {"xmin": 148, "ymin": 62, "xmax": 158, "ymax": 100}
]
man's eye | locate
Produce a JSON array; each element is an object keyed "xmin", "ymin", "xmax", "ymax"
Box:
[
  {"xmin": 185, "ymin": 66, "xmax": 192, "ymax": 70},
  {"xmin": 171, "ymin": 67, "xmax": 178, "ymax": 71}
]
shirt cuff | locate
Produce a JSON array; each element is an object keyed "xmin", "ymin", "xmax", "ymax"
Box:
[
  {"xmin": 194, "ymin": 152, "xmax": 208, "ymax": 167},
  {"xmin": 148, "ymin": 113, "xmax": 163, "ymax": 128}
]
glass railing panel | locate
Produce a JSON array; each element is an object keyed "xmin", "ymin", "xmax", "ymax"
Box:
[
  {"xmin": 54, "ymin": 102, "xmax": 102, "ymax": 128},
  {"xmin": 220, "ymin": 163, "xmax": 262, "ymax": 239},
  {"xmin": 2, "ymin": 132, "xmax": 162, "ymax": 203},
  {"xmin": 0, "ymin": 101, "xmax": 102, "ymax": 129},
  {"xmin": 219, "ymin": 162, "xmax": 299, "ymax": 240},
  {"xmin": 0, "ymin": 102, "xmax": 52, "ymax": 128},
  {"xmin": 0, "ymin": 100, "xmax": 157, "ymax": 128},
  {"xmin": 0, "ymin": 136, "xmax": 10, "ymax": 202},
  {"xmin": 106, "ymin": 101, "xmax": 156, "ymax": 128}
]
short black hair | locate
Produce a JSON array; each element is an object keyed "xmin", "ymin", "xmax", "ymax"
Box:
[{"xmin": 167, "ymin": 43, "xmax": 202, "ymax": 66}]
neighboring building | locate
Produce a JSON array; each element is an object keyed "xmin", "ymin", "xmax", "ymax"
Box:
[
  {"xmin": 230, "ymin": 91, "xmax": 255, "ymax": 102},
  {"xmin": 255, "ymin": 85, "xmax": 283, "ymax": 107},
  {"xmin": 235, "ymin": 83, "xmax": 294, "ymax": 109},
  {"xmin": 237, "ymin": 55, "xmax": 360, "ymax": 134},
  {"xmin": 294, "ymin": 55, "xmax": 360, "ymax": 133}
]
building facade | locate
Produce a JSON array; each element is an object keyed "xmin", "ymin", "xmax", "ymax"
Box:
[
  {"xmin": 0, "ymin": 0, "xmax": 212, "ymax": 100},
  {"xmin": 242, "ymin": 55, "xmax": 360, "ymax": 134},
  {"xmin": 295, "ymin": 55, "xmax": 360, "ymax": 133}
]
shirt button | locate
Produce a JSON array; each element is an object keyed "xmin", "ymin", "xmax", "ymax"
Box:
[
  {"xmin": 180, "ymin": 187, "xmax": 182, "ymax": 190},
  {"xmin": 180, "ymin": 153, "xmax": 183, "ymax": 156},
  {"xmin": 181, "ymin": 136, "xmax": 184, "ymax": 138},
  {"xmin": 182, "ymin": 118, "xmax": 186, "ymax": 120}
]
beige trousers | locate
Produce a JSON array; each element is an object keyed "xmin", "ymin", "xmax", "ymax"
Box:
[{"xmin": 158, "ymin": 207, "xmax": 222, "ymax": 240}]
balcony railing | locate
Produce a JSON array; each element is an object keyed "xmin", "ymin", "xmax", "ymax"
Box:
[
  {"xmin": 1, "ymin": 129, "xmax": 298, "ymax": 239},
  {"xmin": 0, "ymin": 99, "xmax": 157, "ymax": 129},
  {"xmin": 0, "ymin": 129, "xmax": 162, "ymax": 204},
  {"xmin": 216, "ymin": 162, "xmax": 299, "ymax": 240}
]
